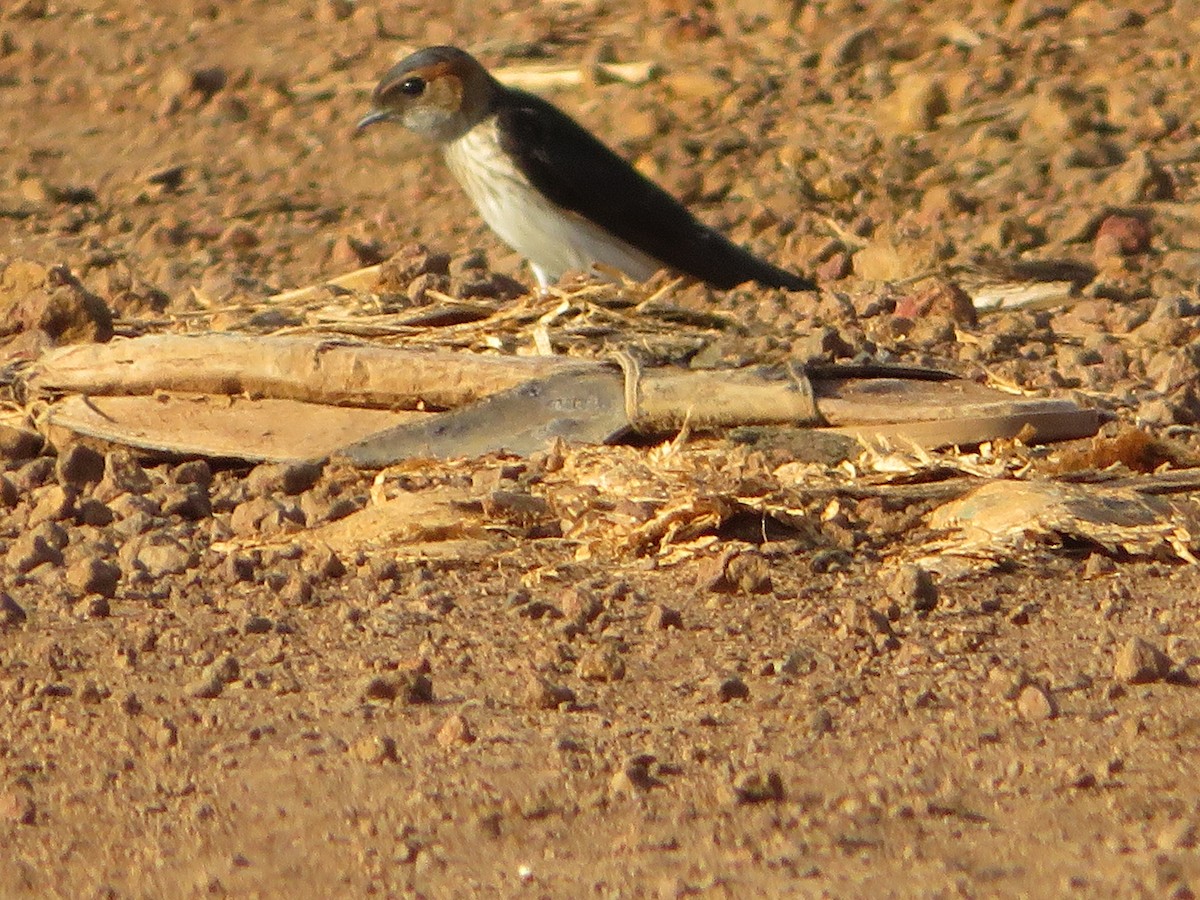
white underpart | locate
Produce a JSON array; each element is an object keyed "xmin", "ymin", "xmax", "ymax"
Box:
[{"xmin": 443, "ymin": 118, "xmax": 662, "ymax": 290}]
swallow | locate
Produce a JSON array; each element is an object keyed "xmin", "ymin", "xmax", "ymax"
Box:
[{"xmin": 357, "ymin": 46, "xmax": 815, "ymax": 293}]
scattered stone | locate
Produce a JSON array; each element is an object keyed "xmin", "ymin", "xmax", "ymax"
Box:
[
  {"xmin": 220, "ymin": 223, "xmax": 260, "ymax": 251},
  {"xmin": 695, "ymin": 554, "xmax": 728, "ymax": 592},
  {"xmin": 645, "ymin": 604, "xmax": 682, "ymax": 631},
  {"xmin": 1083, "ymin": 553, "xmax": 1116, "ymax": 578},
  {"xmin": 76, "ymin": 498, "xmax": 115, "ymax": 527},
  {"xmin": 304, "ymin": 544, "xmax": 346, "ymax": 580},
  {"xmin": 190, "ymin": 655, "xmax": 239, "ymax": 699},
  {"xmin": 229, "ymin": 497, "xmax": 305, "ymax": 536},
  {"xmin": 0, "ymin": 786, "xmax": 35, "ymax": 826},
  {"xmin": 281, "ymin": 574, "xmax": 314, "ymax": 607},
  {"xmin": 1009, "ymin": 602, "xmax": 1041, "ymax": 625},
  {"xmin": 156, "ymin": 720, "xmax": 179, "ymax": 748},
  {"xmin": 810, "ymin": 707, "xmax": 835, "ymax": 736},
  {"xmin": 96, "ymin": 450, "xmax": 153, "ymax": 499},
  {"xmin": 172, "ymin": 460, "xmax": 213, "ymax": 487},
  {"xmin": 817, "ymin": 249, "xmax": 853, "ymax": 281},
  {"xmin": 731, "ymin": 771, "xmax": 785, "ymax": 804},
  {"xmin": 246, "ymin": 460, "xmax": 323, "ymax": 497},
  {"xmin": 10, "ymin": 456, "xmax": 55, "ymax": 492},
  {"xmin": 0, "ymin": 475, "xmax": 16, "ymax": 509},
  {"xmin": 1016, "ymin": 684, "xmax": 1058, "ymax": 720},
  {"xmin": 351, "ymin": 734, "xmax": 398, "ymax": 764},
  {"xmin": 988, "ymin": 667, "xmax": 1034, "ymax": 701},
  {"xmin": 1064, "ymin": 764, "xmax": 1097, "ymax": 790},
  {"xmin": 361, "ymin": 671, "xmax": 434, "ymax": 705},
  {"xmin": 79, "ymin": 681, "xmax": 108, "ymax": 704},
  {"xmin": 1095, "ymin": 214, "xmax": 1152, "ymax": 257},
  {"xmin": 0, "ymin": 593, "xmax": 27, "ymax": 629},
  {"xmin": 160, "ymin": 485, "xmax": 212, "ymax": 520},
  {"xmin": 7, "ymin": 530, "xmax": 64, "ymax": 572},
  {"xmin": 437, "ymin": 713, "xmax": 476, "ymax": 748},
  {"xmin": 524, "ymin": 674, "xmax": 575, "ymax": 710},
  {"xmin": 0, "ymin": 425, "xmax": 43, "ymax": 462},
  {"xmin": 109, "ymin": 493, "xmax": 161, "ymax": 528},
  {"xmin": 576, "ymin": 645, "xmax": 626, "ymax": 682},
  {"xmin": 888, "ymin": 565, "xmax": 938, "ymax": 612},
  {"xmin": 399, "ymin": 671, "xmax": 435, "ymax": 704},
  {"xmin": 300, "ymin": 491, "xmax": 361, "ymax": 526},
  {"xmin": 715, "ymin": 675, "xmax": 750, "ymax": 703},
  {"xmin": 560, "ymin": 587, "xmax": 603, "ymax": 628},
  {"xmin": 147, "ymin": 164, "xmax": 186, "ymax": 192},
  {"xmin": 609, "ymin": 756, "xmax": 662, "ymax": 795},
  {"xmin": 1157, "ymin": 820, "xmax": 1198, "ymax": 851},
  {"xmin": 509, "ymin": 597, "xmax": 560, "ymax": 621},
  {"xmin": 28, "ymin": 484, "xmax": 76, "ymax": 525},
  {"xmin": 224, "ymin": 553, "xmax": 257, "ymax": 583},
  {"xmin": 210, "ymin": 654, "xmax": 240, "ymax": 682},
  {"xmin": 878, "ymin": 72, "xmax": 948, "ymax": 134},
  {"xmin": 1113, "ymin": 637, "xmax": 1171, "ymax": 684},
  {"xmin": 243, "ymin": 615, "xmax": 273, "ymax": 635},
  {"xmin": 124, "ymin": 535, "xmax": 197, "ymax": 578},
  {"xmin": 55, "ymin": 444, "xmax": 105, "ymax": 487},
  {"xmin": 66, "ymin": 556, "xmax": 121, "ymax": 598}
]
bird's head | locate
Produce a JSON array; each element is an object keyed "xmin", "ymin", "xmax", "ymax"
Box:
[{"xmin": 357, "ymin": 46, "xmax": 497, "ymax": 144}]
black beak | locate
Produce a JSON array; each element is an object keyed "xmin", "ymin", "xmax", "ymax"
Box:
[{"xmin": 355, "ymin": 110, "xmax": 394, "ymax": 134}]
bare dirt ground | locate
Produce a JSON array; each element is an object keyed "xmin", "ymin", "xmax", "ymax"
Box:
[{"xmin": 3, "ymin": 1, "xmax": 1200, "ymax": 897}]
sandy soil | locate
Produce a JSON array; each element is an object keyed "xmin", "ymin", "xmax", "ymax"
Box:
[{"xmin": 2, "ymin": 1, "xmax": 1200, "ymax": 897}]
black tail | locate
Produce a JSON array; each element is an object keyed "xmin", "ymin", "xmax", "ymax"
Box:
[{"xmin": 681, "ymin": 228, "xmax": 816, "ymax": 291}]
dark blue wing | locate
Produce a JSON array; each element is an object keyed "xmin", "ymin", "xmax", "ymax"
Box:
[{"xmin": 494, "ymin": 90, "xmax": 813, "ymax": 291}]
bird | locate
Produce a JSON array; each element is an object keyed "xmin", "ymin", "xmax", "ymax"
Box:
[{"xmin": 356, "ymin": 45, "xmax": 815, "ymax": 293}]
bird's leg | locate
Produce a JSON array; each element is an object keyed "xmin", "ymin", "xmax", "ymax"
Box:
[{"xmin": 530, "ymin": 263, "xmax": 554, "ymax": 298}]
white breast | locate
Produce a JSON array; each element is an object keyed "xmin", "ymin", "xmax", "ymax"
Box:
[{"xmin": 443, "ymin": 119, "xmax": 661, "ymax": 289}]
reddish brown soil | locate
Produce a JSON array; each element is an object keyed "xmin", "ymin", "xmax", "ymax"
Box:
[{"xmin": 2, "ymin": 2, "xmax": 1200, "ymax": 897}]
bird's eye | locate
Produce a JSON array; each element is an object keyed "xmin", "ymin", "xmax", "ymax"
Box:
[{"xmin": 398, "ymin": 77, "xmax": 425, "ymax": 97}]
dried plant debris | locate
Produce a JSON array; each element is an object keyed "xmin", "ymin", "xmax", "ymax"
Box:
[{"xmin": 919, "ymin": 480, "xmax": 1200, "ymax": 578}]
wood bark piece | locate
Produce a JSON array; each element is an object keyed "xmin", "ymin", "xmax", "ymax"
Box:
[
  {"xmin": 41, "ymin": 394, "xmax": 418, "ymax": 462},
  {"xmin": 25, "ymin": 333, "xmax": 1101, "ymax": 465},
  {"xmin": 27, "ymin": 333, "xmax": 590, "ymax": 411},
  {"xmin": 616, "ymin": 354, "xmax": 820, "ymax": 432},
  {"xmin": 812, "ymin": 376, "xmax": 1096, "ymax": 445}
]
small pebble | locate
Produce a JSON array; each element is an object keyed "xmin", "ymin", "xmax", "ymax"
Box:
[
  {"xmin": 66, "ymin": 557, "xmax": 121, "ymax": 598},
  {"xmin": 576, "ymin": 645, "xmax": 626, "ymax": 682},
  {"xmin": 731, "ymin": 771, "xmax": 785, "ymax": 804},
  {"xmin": 55, "ymin": 444, "xmax": 105, "ymax": 487},
  {"xmin": 351, "ymin": 735, "xmax": 397, "ymax": 764},
  {"xmin": 437, "ymin": 714, "xmax": 476, "ymax": 748},
  {"xmin": 645, "ymin": 604, "xmax": 682, "ymax": 631},
  {"xmin": 888, "ymin": 564, "xmax": 938, "ymax": 612},
  {"xmin": 244, "ymin": 615, "xmax": 273, "ymax": 635},
  {"xmin": 1016, "ymin": 684, "xmax": 1058, "ymax": 720},
  {"xmin": 0, "ymin": 593, "xmax": 27, "ymax": 629},
  {"xmin": 610, "ymin": 757, "xmax": 661, "ymax": 795},
  {"xmin": 715, "ymin": 675, "xmax": 750, "ymax": 703},
  {"xmin": 524, "ymin": 674, "xmax": 575, "ymax": 710},
  {"xmin": 246, "ymin": 461, "xmax": 323, "ymax": 497},
  {"xmin": 1113, "ymin": 637, "xmax": 1171, "ymax": 684}
]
